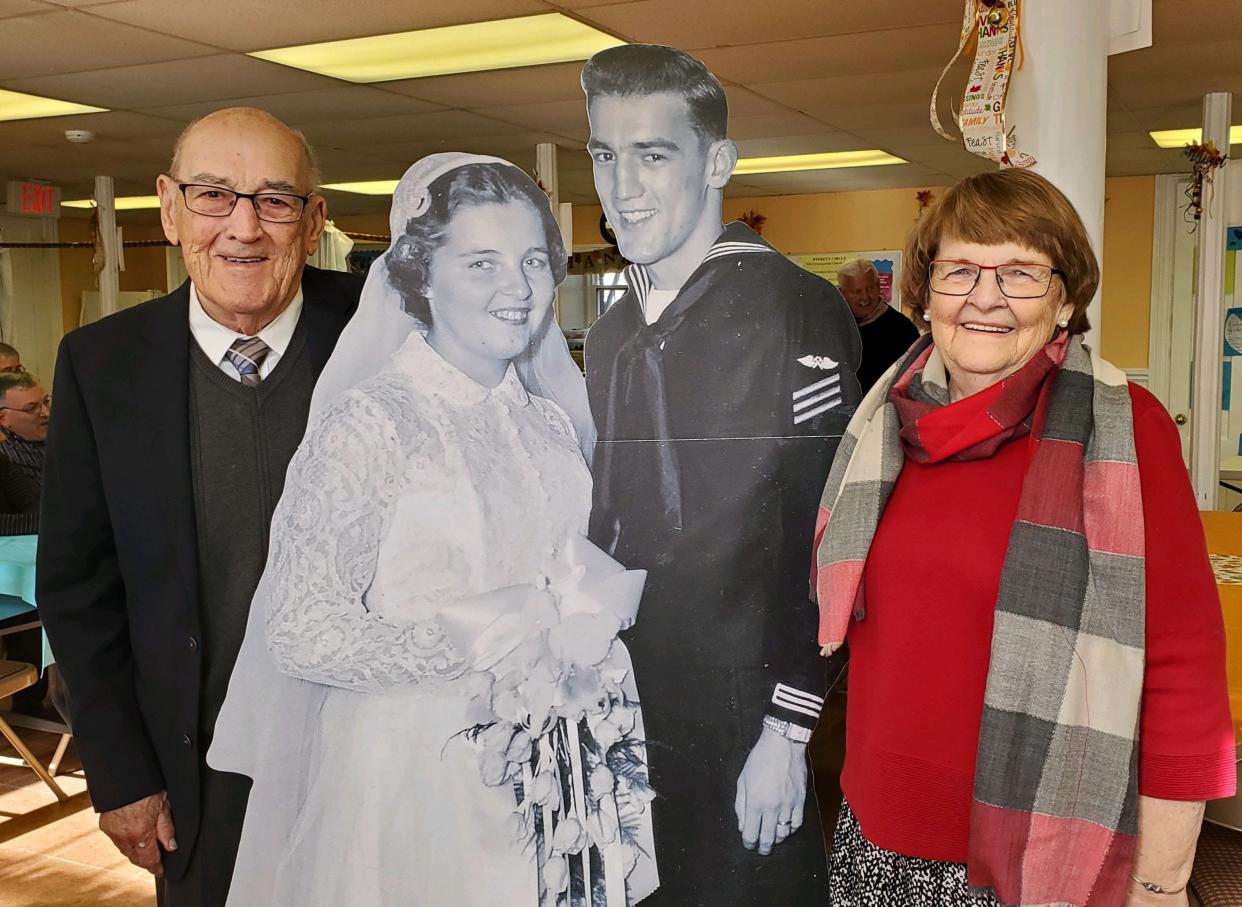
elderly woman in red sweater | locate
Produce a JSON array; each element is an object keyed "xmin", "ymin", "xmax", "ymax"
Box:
[{"xmin": 813, "ymin": 168, "xmax": 1236, "ymax": 907}]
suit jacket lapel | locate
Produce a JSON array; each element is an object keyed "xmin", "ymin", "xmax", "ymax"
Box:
[{"xmin": 139, "ymin": 282, "xmax": 200, "ymax": 610}]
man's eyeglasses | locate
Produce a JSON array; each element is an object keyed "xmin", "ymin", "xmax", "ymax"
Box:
[
  {"xmin": 0, "ymin": 396, "xmax": 50, "ymax": 415},
  {"xmin": 176, "ymin": 183, "xmax": 310, "ymax": 224},
  {"xmin": 929, "ymin": 260, "xmax": 1064, "ymax": 299},
  {"xmin": 0, "ymin": 365, "xmax": 26, "ymax": 374}
]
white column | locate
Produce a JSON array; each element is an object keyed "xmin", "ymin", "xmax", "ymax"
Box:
[
  {"xmin": 1005, "ymin": 1, "xmax": 1110, "ymax": 351},
  {"xmin": 535, "ymin": 143, "xmax": 561, "ymax": 322},
  {"xmin": 94, "ymin": 175, "xmax": 120, "ymax": 319},
  {"xmin": 1190, "ymin": 92, "xmax": 1233, "ymax": 508}
]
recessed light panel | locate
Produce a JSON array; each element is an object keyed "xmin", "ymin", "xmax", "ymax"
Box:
[
  {"xmin": 0, "ymin": 89, "xmax": 106, "ymax": 123},
  {"xmin": 1149, "ymin": 126, "xmax": 1242, "ymax": 149},
  {"xmin": 249, "ymin": 14, "xmax": 624, "ymax": 83},
  {"xmin": 734, "ymin": 151, "xmax": 907, "ymax": 176},
  {"xmin": 63, "ymin": 196, "xmax": 162, "ymax": 210}
]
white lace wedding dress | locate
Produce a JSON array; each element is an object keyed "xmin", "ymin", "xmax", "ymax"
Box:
[{"xmin": 218, "ymin": 332, "xmax": 656, "ymax": 906}]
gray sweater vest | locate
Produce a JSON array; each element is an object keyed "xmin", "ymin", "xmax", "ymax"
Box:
[{"xmin": 188, "ymin": 321, "xmax": 316, "ymax": 744}]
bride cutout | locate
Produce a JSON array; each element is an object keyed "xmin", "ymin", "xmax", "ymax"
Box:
[{"xmin": 209, "ymin": 153, "xmax": 658, "ymax": 906}]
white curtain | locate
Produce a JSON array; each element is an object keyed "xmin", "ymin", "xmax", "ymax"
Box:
[
  {"xmin": 0, "ymin": 238, "xmax": 13, "ymax": 343},
  {"xmin": 307, "ymin": 220, "xmax": 354, "ymax": 272}
]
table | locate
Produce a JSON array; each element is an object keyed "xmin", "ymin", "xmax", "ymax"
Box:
[
  {"xmin": 1200, "ymin": 512, "xmax": 1242, "ymax": 740},
  {"xmin": 0, "ymin": 534, "xmax": 50, "ymax": 671}
]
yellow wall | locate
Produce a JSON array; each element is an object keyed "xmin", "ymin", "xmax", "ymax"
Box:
[
  {"xmin": 572, "ymin": 177, "xmax": 1156, "ymax": 366},
  {"xmin": 57, "ymin": 221, "xmax": 170, "ymax": 332},
  {"xmin": 1100, "ymin": 176, "xmax": 1155, "ymax": 369}
]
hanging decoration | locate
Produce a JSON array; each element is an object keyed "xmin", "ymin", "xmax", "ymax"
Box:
[
  {"xmin": 1183, "ymin": 141, "xmax": 1228, "ymax": 231},
  {"xmin": 915, "ymin": 190, "xmax": 935, "ymax": 222},
  {"xmin": 738, "ymin": 209, "xmax": 767, "ymax": 235},
  {"xmin": 568, "ymin": 247, "xmax": 628, "ymax": 276},
  {"xmin": 931, "ymin": 0, "xmax": 1035, "ymax": 168}
]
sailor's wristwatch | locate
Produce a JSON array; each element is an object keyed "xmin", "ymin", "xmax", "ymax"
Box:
[{"xmin": 763, "ymin": 714, "xmax": 814, "ymax": 743}]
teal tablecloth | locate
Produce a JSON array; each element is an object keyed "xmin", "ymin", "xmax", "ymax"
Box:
[{"xmin": 0, "ymin": 535, "xmax": 50, "ymax": 671}]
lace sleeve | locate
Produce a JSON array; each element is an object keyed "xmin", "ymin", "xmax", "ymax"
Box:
[{"xmin": 264, "ymin": 384, "xmax": 461, "ymax": 691}]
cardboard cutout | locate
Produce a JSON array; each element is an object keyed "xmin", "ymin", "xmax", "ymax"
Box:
[
  {"xmin": 210, "ymin": 154, "xmax": 658, "ymax": 905},
  {"xmin": 581, "ymin": 45, "xmax": 862, "ymax": 905}
]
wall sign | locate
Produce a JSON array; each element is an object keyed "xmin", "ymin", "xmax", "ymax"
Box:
[{"xmin": 6, "ymin": 181, "xmax": 62, "ymax": 217}]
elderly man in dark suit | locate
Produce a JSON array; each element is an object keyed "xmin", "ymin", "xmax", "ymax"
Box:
[{"xmin": 37, "ymin": 107, "xmax": 362, "ymax": 907}]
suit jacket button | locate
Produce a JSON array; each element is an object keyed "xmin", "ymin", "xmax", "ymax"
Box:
[
  {"xmin": 188, "ymin": 636, "xmax": 198, "ymax": 652},
  {"xmin": 182, "ymin": 734, "xmax": 193, "ymax": 748}
]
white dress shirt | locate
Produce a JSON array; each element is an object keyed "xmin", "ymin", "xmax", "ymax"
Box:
[{"xmin": 188, "ymin": 285, "xmax": 304, "ymax": 381}]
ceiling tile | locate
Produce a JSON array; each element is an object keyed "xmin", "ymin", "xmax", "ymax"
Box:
[
  {"xmin": 733, "ymin": 131, "xmax": 872, "ymax": 158},
  {"xmin": 471, "ymin": 98, "xmax": 585, "ymax": 133},
  {"xmin": 358, "ymin": 132, "xmax": 572, "ymax": 170},
  {"xmin": 299, "ymin": 110, "xmax": 530, "ymax": 146},
  {"xmin": 698, "ymin": 23, "xmax": 965, "ymax": 84},
  {"xmin": 728, "ymin": 111, "xmax": 838, "ymax": 140},
  {"xmin": 724, "ymin": 86, "xmax": 791, "ymax": 117},
  {"xmin": 381, "ymin": 62, "xmax": 587, "ymax": 108},
  {"xmin": 573, "ymin": 0, "xmax": 962, "ymax": 49},
  {"xmin": 0, "ymin": 9, "xmax": 218, "ymax": 80},
  {"xmin": 3, "ymin": 54, "xmax": 340, "ymax": 108},
  {"xmin": 752, "ymin": 68, "xmax": 945, "ymax": 120},
  {"xmin": 0, "ymin": 0, "xmax": 54, "ymax": 18},
  {"xmin": 86, "ymin": 0, "xmax": 552, "ymax": 52},
  {"xmin": 142, "ymin": 86, "xmax": 443, "ymax": 127},
  {"xmin": 0, "ymin": 111, "xmax": 183, "ymax": 154}
]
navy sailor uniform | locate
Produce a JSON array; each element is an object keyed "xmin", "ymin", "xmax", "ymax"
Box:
[{"xmin": 585, "ymin": 222, "xmax": 861, "ymax": 905}]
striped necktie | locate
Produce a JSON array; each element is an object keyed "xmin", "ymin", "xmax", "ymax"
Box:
[{"xmin": 224, "ymin": 336, "xmax": 272, "ymax": 387}]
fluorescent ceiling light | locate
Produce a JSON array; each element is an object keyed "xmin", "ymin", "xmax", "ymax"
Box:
[
  {"xmin": 0, "ymin": 88, "xmax": 106, "ymax": 123},
  {"xmin": 324, "ymin": 150, "xmax": 908, "ymax": 196},
  {"xmin": 63, "ymin": 196, "xmax": 161, "ymax": 210},
  {"xmin": 734, "ymin": 150, "xmax": 907, "ymax": 175},
  {"xmin": 249, "ymin": 13, "xmax": 624, "ymax": 83},
  {"xmin": 1150, "ymin": 126, "xmax": 1242, "ymax": 148},
  {"xmin": 321, "ymin": 180, "xmax": 401, "ymax": 195}
]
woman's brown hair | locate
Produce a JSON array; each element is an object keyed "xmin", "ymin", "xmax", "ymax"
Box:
[{"xmin": 902, "ymin": 169, "xmax": 1100, "ymax": 334}]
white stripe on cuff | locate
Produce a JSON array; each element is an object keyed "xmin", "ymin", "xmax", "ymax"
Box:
[{"xmin": 772, "ymin": 683, "xmax": 824, "ymax": 718}]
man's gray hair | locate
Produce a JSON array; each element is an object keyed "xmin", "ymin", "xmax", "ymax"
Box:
[
  {"xmin": 0, "ymin": 342, "xmax": 20, "ymax": 360},
  {"xmin": 169, "ymin": 110, "xmax": 322, "ymax": 191},
  {"xmin": 0, "ymin": 370, "xmax": 38, "ymax": 401},
  {"xmin": 837, "ymin": 258, "xmax": 879, "ymax": 282}
]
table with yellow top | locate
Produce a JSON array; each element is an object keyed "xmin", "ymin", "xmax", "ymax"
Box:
[{"xmin": 1200, "ymin": 511, "xmax": 1242, "ymax": 740}]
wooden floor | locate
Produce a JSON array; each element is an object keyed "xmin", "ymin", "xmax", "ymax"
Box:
[{"xmin": 0, "ymin": 727, "xmax": 155, "ymax": 907}]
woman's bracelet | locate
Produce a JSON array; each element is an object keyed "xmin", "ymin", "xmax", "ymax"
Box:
[{"xmin": 1129, "ymin": 873, "xmax": 1187, "ymax": 896}]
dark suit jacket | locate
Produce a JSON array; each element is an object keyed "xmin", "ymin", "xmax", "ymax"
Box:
[{"xmin": 36, "ymin": 266, "xmax": 361, "ymax": 879}]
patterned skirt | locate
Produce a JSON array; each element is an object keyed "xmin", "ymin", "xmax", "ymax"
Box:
[{"xmin": 828, "ymin": 799, "xmax": 1001, "ymax": 906}]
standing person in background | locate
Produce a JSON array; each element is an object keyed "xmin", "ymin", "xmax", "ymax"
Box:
[
  {"xmin": 815, "ymin": 168, "xmax": 1235, "ymax": 906},
  {"xmin": 37, "ymin": 107, "xmax": 362, "ymax": 907},
  {"xmin": 582, "ymin": 43, "xmax": 860, "ymax": 905},
  {"xmin": 0, "ymin": 371, "xmax": 48, "ymax": 486},
  {"xmin": 837, "ymin": 258, "xmax": 920, "ymax": 394}
]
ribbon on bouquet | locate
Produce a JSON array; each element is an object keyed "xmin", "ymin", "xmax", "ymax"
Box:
[
  {"xmin": 437, "ymin": 535, "xmax": 646, "ymax": 686},
  {"xmin": 931, "ymin": 0, "xmax": 1035, "ymax": 168}
]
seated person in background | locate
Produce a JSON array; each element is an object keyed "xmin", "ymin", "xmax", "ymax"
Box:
[
  {"xmin": 0, "ymin": 456, "xmax": 38, "ymax": 535},
  {"xmin": 0, "ymin": 343, "xmax": 24, "ymax": 374},
  {"xmin": 837, "ymin": 258, "xmax": 919, "ymax": 394},
  {"xmin": 0, "ymin": 371, "xmax": 49, "ymax": 486}
]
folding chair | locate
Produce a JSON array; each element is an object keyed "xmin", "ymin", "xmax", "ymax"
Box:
[{"xmin": 0, "ymin": 659, "xmax": 68, "ymax": 801}]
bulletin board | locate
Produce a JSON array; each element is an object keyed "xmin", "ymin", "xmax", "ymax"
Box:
[{"xmin": 789, "ymin": 250, "xmax": 903, "ymax": 309}]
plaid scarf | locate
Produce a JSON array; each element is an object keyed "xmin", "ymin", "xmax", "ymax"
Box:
[{"xmin": 813, "ymin": 331, "xmax": 1145, "ymax": 907}]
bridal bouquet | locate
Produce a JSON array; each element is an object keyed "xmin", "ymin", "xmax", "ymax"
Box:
[{"xmin": 438, "ymin": 537, "xmax": 655, "ymax": 902}]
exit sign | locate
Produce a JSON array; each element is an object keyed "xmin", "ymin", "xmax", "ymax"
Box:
[{"xmin": 6, "ymin": 181, "xmax": 61, "ymax": 217}]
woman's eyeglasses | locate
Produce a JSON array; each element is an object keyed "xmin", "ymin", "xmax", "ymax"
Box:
[{"xmin": 929, "ymin": 260, "xmax": 1064, "ymax": 299}]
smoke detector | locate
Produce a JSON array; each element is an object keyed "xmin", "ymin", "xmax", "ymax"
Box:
[{"xmin": 64, "ymin": 129, "xmax": 96, "ymax": 144}]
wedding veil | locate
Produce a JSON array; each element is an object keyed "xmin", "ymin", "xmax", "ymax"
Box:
[
  {"xmin": 207, "ymin": 152, "xmax": 595, "ymax": 905},
  {"xmin": 309, "ymin": 151, "xmax": 596, "ymax": 457}
]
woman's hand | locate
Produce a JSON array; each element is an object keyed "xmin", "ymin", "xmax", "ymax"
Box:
[
  {"xmin": 734, "ymin": 727, "xmax": 808, "ymax": 856},
  {"xmin": 1124, "ymin": 795, "xmax": 1205, "ymax": 907}
]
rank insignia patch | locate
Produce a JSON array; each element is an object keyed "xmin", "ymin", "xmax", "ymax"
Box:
[{"xmin": 797, "ymin": 354, "xmax": 838, "ymax": 370}]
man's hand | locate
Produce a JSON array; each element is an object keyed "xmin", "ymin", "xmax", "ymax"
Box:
[
  {"xmin": 98, "ymin": 791, "xmax": 177, "ymax": 877},
  {"xmin": 734, "ymin": 727, "xmax": 808, "ymax": 856}
]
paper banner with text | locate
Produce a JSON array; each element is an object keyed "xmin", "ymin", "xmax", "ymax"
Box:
[{"xmin": 931, "ymin": 0, "xmax": 1035, "ymax": 167}]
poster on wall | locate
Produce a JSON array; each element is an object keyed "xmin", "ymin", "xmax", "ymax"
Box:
[{"xmin": 791, "ymin": 250, "xmax": 903, "ymax": 309}]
